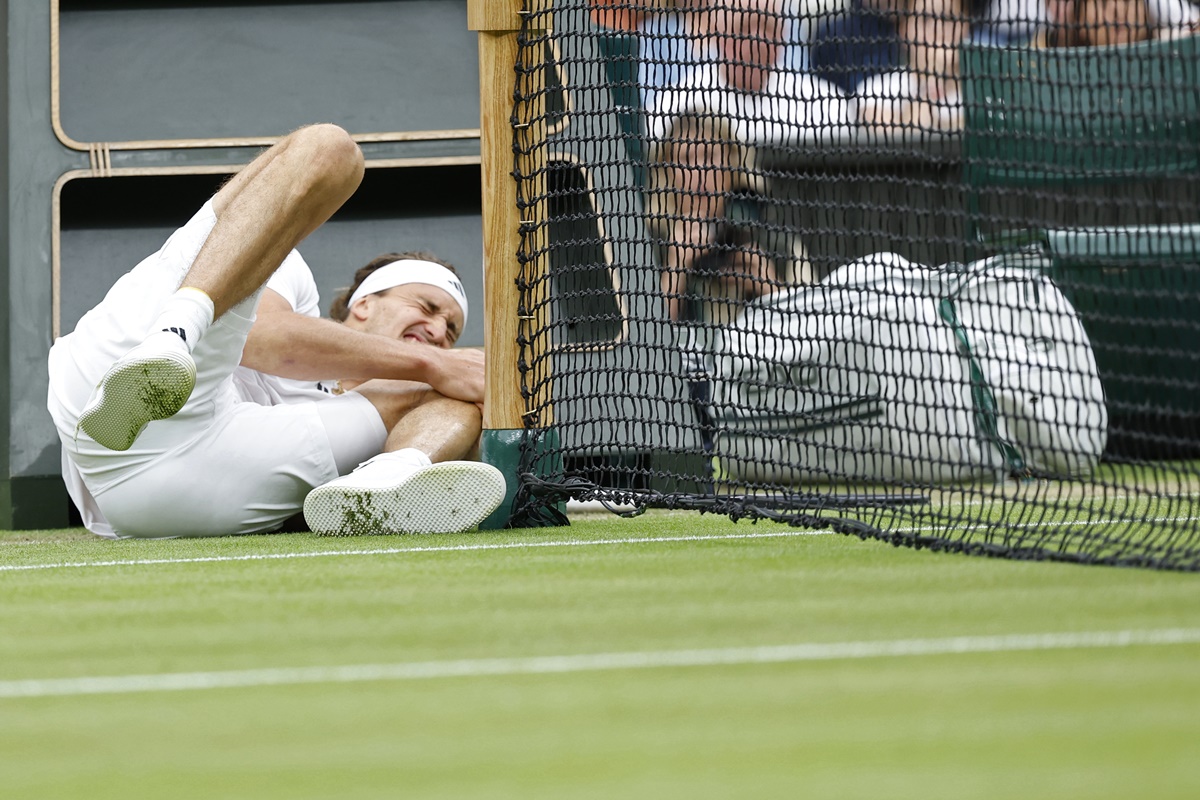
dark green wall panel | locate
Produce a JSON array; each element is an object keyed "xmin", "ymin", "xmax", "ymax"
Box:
[{"xmin": 58, "ymin": 1, "xmax": 479, "ymax": 143}]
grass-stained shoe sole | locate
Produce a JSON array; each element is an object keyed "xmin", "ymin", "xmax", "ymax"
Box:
[
  {"xmin": 77, "ymin": 350, "xmax": 197, "ymax": 452},
  {"xmin": 303, "ymin": 461, "xmax": 507, "ymax": 536}
]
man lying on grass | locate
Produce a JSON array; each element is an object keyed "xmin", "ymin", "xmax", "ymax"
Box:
[{"xmin": 47, "ymin": 123, "xmax": 505, "ymax": 539}]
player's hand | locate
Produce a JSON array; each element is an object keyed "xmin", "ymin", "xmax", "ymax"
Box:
[{"xmin": 425, "ymin": 346, "xmax": 486, "ymax": 405}]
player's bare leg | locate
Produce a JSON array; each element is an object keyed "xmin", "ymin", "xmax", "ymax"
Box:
[
  {"xmin": 303, "ymin": 385, "xmax": 505, "ymax": 536},
  {"xmin": 195, "ymin": 123, "xmax": 365, "ymax": 316},
  {"xmin": 78, "ymin": 125, "xmax": 365, "ymax": 451}
]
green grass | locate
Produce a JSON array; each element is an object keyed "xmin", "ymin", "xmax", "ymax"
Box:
[
  {"xmin": 826, "ymin": 472, "xmax": 1200, "ymax": 568},
  {"xmin": 2, "ymin": 513, "xmax": 1199, "ymax": 799}
]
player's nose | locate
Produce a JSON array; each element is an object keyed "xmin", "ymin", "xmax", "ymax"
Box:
[{"xmin": 425, "ymin": 316, "xmax": 449, "ymax": 347}]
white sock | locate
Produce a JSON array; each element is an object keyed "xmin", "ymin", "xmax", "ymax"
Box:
[
  {"xmin": 150, "ymin": 287, "xmax": 215, "ymax": 352},
  {"xmin": 387, "ymin": 448, "xmax": 433, "ymax": 469}
]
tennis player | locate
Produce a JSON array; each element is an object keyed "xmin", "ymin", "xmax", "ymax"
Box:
[{"xmin": 46, "ymin": 123, "xmax": 505, "ymax": 539}]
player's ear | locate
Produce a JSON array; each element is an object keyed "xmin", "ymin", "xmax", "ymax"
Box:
[{"xmin": 349, "ymin": 296, "xmax": 372, "ymax": 324}]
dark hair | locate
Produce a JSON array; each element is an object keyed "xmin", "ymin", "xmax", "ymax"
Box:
[{"xmin": 328, "ymin": 251, "xmax": 460, "ymax": 321}]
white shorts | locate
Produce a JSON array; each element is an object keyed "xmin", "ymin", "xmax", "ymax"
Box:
[{"xmin": 47, "ymin": 201, "xmax": 387, "ymax": 538}]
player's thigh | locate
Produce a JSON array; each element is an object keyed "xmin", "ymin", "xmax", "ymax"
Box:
[
  {"xmin": 96, "ymin": 399, "xmax": 376, "ymax": 538},
  {"xmin": 350, "ymin": 379, "xmax": 443, "ymax": 430}
]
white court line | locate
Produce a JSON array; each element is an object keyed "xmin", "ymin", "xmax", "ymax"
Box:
[
  {"xmin": 6, "ymin": 512, "xmax": 1199, "ymax": 573},
  {"xmin": 953, "ymin": 491, "xmax": 1200, "ymax": 509},
  {"xmin": 2, "ymin": 628, "xmax": 1197, "ymax": 699},
  {"xmin": 893, "ymin": 515, "xmax": 1200, "ymax": 535},
  {"xmin": 0, "ymin": 530, "xmax": 831, "ymax": 573}
]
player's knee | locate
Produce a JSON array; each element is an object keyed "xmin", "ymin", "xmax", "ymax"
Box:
[{"xmin": 293, "ymin": 123, "xmax": 364, "ymax": 193}]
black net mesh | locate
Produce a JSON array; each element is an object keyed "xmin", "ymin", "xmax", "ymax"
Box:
[{"xmin": 509, "ymin": 0, "xmax": 1200, "ymax": 569}]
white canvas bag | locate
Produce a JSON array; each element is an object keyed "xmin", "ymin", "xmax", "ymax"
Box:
[{"xmin": 711, "ymin": 251, "xmax": 1107, "ymax": 484}]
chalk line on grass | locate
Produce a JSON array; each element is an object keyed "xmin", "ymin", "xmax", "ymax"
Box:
[
  {"xmin": 2, "ymin": 628, "xmax": 1197, "ymax": 699},
  {"xmin": 0, "ymin": 530, "xmax": 831, "ymax": 573},
  {"xmin": 892, "ymin": 515, "xmax": 1200, "ymax": 535},
  {"xmin": 7, "ymin": 508, "xmax": 1199, "ymax": 573}
]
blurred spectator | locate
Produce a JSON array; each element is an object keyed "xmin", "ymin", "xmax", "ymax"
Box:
[
  {"xmin": 854, "ymin": 0, "xmax": 972, "ymax": 132},
  {"xmin": 811, "ymin": 0, "xmax": 980, "ymax": 133},
  {"xmin": 974, "ymin": 0, "xmax": 1049, "ymax": 44},
  {"xmin": 644, "ymin": 113, "xmax": 812, "ymax": 320},
  {"xmin": 841, "ymin": 0, "xmax": 1197, "ymax": 133},
  {"xmin": 589, "ymin": 0, "xmax": 656, "ymax": 30},
  {"xmin": 638, "ymin": 1, "xmax": 710, "ymax": 116},
  {"xmin": 647, "ymin": 0, "xmax": 855, "ymax": 145},
  {"xmin": 810, "ymin": 0, "xmax": 1058, "ymax": 94},
  {"xmin": 1043, "ymin": 0, "xmax": 1198, "ymax": 45},
  {"xmin": 810, "ymin": 0, "xmax": 907, "ymax": 94},
  {"xmin": 589, "ymin": 1, "xmax": 816, "ymax": 116},
  {"xmin": 1073, "ymin": 0, "xmax": 1155, "ymax": 43}
]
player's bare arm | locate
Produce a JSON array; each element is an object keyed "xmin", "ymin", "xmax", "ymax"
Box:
[{"xmin": 241, "ymin": 288, "xmax": 485, "ymax": 405}]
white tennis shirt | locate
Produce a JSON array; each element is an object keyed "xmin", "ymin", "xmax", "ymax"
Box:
[{"xmin": 230, "ymin": 250, "xmax": 342, "ymax": 405}]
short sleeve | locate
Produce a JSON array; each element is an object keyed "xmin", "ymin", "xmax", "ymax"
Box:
[{"xmin": 264, "ymin": 250, "xmax": 322, "ymax": 319}]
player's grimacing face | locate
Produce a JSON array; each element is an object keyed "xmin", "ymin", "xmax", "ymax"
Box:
[{"xmin": 357, "ymin": 284, "xmax": 464, "ymax": 348}]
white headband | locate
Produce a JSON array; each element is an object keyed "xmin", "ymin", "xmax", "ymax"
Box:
[{"xmin": 347, "ymin": 259, "xmax": 469, "ymax": 327}]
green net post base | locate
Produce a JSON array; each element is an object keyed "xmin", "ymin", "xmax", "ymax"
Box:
[{"xmin": 479, "ymin": 428, "xmax": 564, "ymax": 529}]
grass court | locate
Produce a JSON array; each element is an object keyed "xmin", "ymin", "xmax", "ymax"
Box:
[{"xmin": 2, "ymin": 508, "xmax": 1198, "ymax": 799}]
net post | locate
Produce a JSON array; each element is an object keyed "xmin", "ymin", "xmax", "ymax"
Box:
[{"xmin": 470, "ymin": 0, "xmax": 554, "ymax": 528}]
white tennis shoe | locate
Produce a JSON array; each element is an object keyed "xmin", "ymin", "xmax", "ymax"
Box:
[
  {"xmin": 77, "ymin": 331, "xmax": 197, "ymax": 451},
  {"xmin": 303, "ymin": 452, "xmax": 507, "ymax": 536}
]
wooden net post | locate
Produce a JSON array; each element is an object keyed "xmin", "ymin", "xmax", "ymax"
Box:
[{"xmin": 469, "ymin": 0, "xmax": 552, "ymax": 528}]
